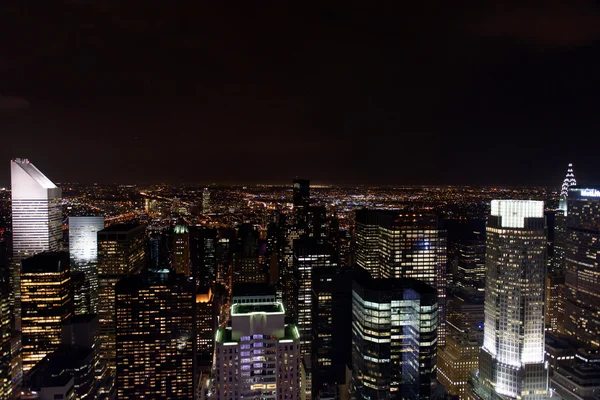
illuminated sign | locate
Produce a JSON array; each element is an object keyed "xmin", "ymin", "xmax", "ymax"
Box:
[{"xmin": 580, "ymin": 189, "xmax": 600, "ymax": 198}]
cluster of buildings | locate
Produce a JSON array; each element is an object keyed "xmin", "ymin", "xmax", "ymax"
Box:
[{"xmin": 0, "ymin": 160, "xmax": 599, "ymax": 400}]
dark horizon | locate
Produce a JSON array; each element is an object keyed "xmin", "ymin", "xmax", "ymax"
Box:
[{"xmin": 2, "ymin": 2, "xmax": 600, "ymax": 186}]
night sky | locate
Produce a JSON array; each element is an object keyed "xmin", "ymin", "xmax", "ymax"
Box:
[{"xmin": 1, "ymin": 1, "xmax": 600, "ymax": 186}]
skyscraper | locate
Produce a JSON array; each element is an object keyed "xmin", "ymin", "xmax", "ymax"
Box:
[
  {"xmin": 293, "ymin": 178, "xmax": 310, "ymax": 209},
  {"xmin": 11, "ymin": 159, "xmax": 62, "ymax": 327},
  {"xmin": 474, "ymin": 200, "xmax": 548, "ymax": 400},
  {"xmin": 68, "ymin": 216, "xmax": 104, "ymax": 313},
  {"xmin": 202, "ymin": 187, "xmax": 211, "ymax": 214},
  {"xmin": 115, "ymin": 272, "xmax": 195, "ymax": 399},
  {"xmin": 354, "ymin": 210, "xmax": 448, "ymax": 345},
  {"xmin": 563, "ymin": 187, "xmax": 600, "ymax": 346},
  {"xmin": 213, "ymin": 288, "xmax": 301, "ymax": 400},
  {"xmin": 351, "ymin": 268, "xmax": 439, "ymax": 399},
  {"xmin": 0, "ymin": 282, "xmax": 10, "ymax": 398},
  {"xmin": 173, "ymin": 219, "xmax": 191, "ymax": 277},
  {"xmin": 97, "ymin": 224, "xmax": 146, "ymax": 380},
  {"xmin": 21, "ymin": 252, "xmax": 73, "ymax": 373},
  {"xmin": 554, "ymin": 163, "xmax": 576, "ymax": 273}
]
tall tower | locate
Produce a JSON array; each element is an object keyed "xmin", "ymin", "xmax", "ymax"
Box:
[
  {"xmin": 97, "ymin": 224, "xmax": 146, "ymax": 383},
  {"xmin": 558, "ymin": 163, "xmax": 577, "ymax": 211},
  {"xmin": 354, "ymin": 209, "xmax": 382, "ymax": 278},
  {"xmin": 202, "ymin": 187, "xmax": 210, "ymax": 214},
  {"xmin": 554, "ymin": 163, "xmax": 576, "ymax": 274},
  {"xmin": 563, "ymin": 187, "xmax": 600, "ymax": 346},
  {"xmin": 10, "ymin": 159, "xmax": 62, "ymax": 325},
  {"xmin": 351, "ymin": 268, "xmax": 439, "ymax": 399},
  {"xmin": 292, "ymin": 179, "xmax": 310, "ymax": 209},
  {"xmin": 69, "ymin": 216, "xmax": 104, "ymax": 313},
  {"xmin": 475, "ymin": 200, "xmax": 548, "ymax": 400},
  {"xmin": 21, "ymin": 252, "xmax": 73, "ymax": 373},
  {"xmin": 172, "ymin": 219, "xmax": 191, "ymax": 277},
  {"xmin": 115, "ymin": 272, "xmax": 195, "ymax": 398}
]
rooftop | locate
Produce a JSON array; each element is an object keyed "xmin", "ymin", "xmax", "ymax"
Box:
[
  {"xmin": 232, "ymin": 302, "xmax": 284, "ymax": 315},
  {"xmin": 99, "ymin": 223, "xmax": 142, "ymax": 233}
]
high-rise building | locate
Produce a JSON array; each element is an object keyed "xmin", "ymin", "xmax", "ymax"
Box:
[
  {"xmin": 173, "ymin": 219, "xmax": 191, "ymax": 277},
  {"xmin": 190, "ymin": 227, "xmax": 217, "ymax": 286},
  {"xmin": 21, "ymin": 252, "xmax": 73, "ymax": 373},
  {"xmin": 354, "ymin": 210, "xmax": 448, "ymax": 345},
  {"xmin": 202, "ymin": 187, "xmax": 211, "ymax": 214},
  {"xmin": 213, "ymin": 288, "xmax": 301, "ymax": 400},
  {"xmin": 293, "ymin": 178, "xmax": 310, "ymax": 209},
  {"xmin": 312, "ymin": 267, "xmax": 355, "ymax": 394},
  {"xmin": 97, "ymin": 224, "xmax": 146, "ymax": 379},
  {"xmin": 545, "ymin": 273, "xmax": 565, "ymax": 333},
  {"xmin": 115, "ymin": 272, "xmax": 195, "ymax": 399},
  {"xmin": 232, "ymin": 225, "xmax": 267, "ymax": 285},
  {"xmin": 11, "ymin": 159, "xmax": 62, "ymax": 328},
  {"xmin": 473, "ymin": 200, "xmax": 548, "ymax": 400},
  {"xmin": 293, "ymin": 238, "xmax": 337, "ymax": 357},
  {"xmin": 554, "ymin": 163, "xmax": 576, "ymax": 274},
  {"xmin": 196, "ymin": 285, "xmax": 215, "ymax": 362},
  {"xmin": 455, "ymin": 236, "xmax": 486, "ymax": 292},
  {"xmin": 437, "ymin": 289, "xmax": 484, "ymax": 399},
  {"xmin": 563, "ymin": 187, "xmax": 600, "ymax": 347},
  {"xmin": 355, "ymin": 209, "xmax": 382, "ymax": 278},
  {"xmin": 351, "ymin": 268, "xmax": 439, "ymax": 399},
  {"xmin": 0, "ymin": 282, "xmax": 10, "ymax": 398},
  {"xmin": 69, "ymin": 216, "xmax": 104, "ymax": 313}
]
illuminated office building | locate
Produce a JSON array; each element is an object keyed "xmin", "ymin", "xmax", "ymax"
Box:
[
  {"xmin": 21, "ymin": 252, "xmax": 73, "ymax": 373},
  {"xmin": 233, "ymin": 225, "xmax": 267, "ymax": 285},
  {"xmin": 115, "ymin": 272, "xmax": 195, "ymax": 399},
  {"xmin": 68, "ymin": 216, "xmax": 104, "ymax": 313},
  {"xmin": 455, "ymin": 236, "xmax": 486, "ymax": 291},
  {"xmin": 202, "ymin": 187, "xmax": 211, "ymax": 214},
  {"xmin": 0, "ymin": 283, "xmax": 10, "ymax": 398},
  {"xmin": 173, "ymin": 219, "xmax": 191, "ymax": 277},
  {"xmin": 213, "ymin": 292, "xmax": 301, "ymax": 400},
  {"xmin": 355, "ymin": 210, "xmax": 448, "ymax": 345},
  {"xmin": 97, "ymin": 224, "xmax": 146, "ymax": 377},
  {"xmin": 474, "ymin": 200, "xmax": 548, "ymax": 400},
  {"xmin": 563, "ymin": 187, "xmax": 600, "ymax": 347},
  {"xmin": 196, "ymin": 286, "xmax": 215, "ymax": 361},
  {"xmin": 355, "ymin": 209, "xmax": 383, "ymax": 278},
  {"xmin": 554, "ymin": 164, "xmax": 576, "ymax": 273},
  {"xmin": 190, "ymin": 227, "xmax": 217, "ymax": 285},
  {"xmin": 545, "ymin": 273, "xmax": 565, "ymax": 333},
  {"xmin": 351, "ymin": 268, "xmax": 439, "ymax": 399},
  {"xmin": 293, "ymin": 238, "xmax": 337, "ymax": 357},
  {"xmin": 11, "ymin": 158, "xmax": 62, "ymax": 327}
]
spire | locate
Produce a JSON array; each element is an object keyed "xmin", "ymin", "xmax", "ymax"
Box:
[{"xmin": 560, "ymin": 163, "xmax": 577, "ymax": 197}]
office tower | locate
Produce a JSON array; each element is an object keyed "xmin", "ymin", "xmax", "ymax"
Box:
[
  {"xmin": 69, "ymin": 216, "xmax": 104, "ymax": 313},
  {"xmin": 455, "ymin": 235, "xmax": 486, "ymax": 291},
  {"xmin": 474, "ymin": 200, "xmax": 548, "ymax": 400},
  {"xmin": 232, "ymin": 225, "xmax": 267, "ymax": 285},
  {"xmin": 545, "ymin": 273, "xmax": 565, "ymax": 332},
  {"xmin": 293, "ymin": 178, "xmax": 310, "ymax": 209},
  {"xmin": 312, "ymin": 268, "xmax": 355, "ymax": 395},
  {"xmin": 307, "ymin": 206, "xmax": 327, "ymax": 240},
  {"xmin": 356, "ymin": 210, "xmax": 448, "ymax": 345},
  {"xmin": 437, "ymin": 289, "xmax": 484, "ymax": 399},
  {"xmin": 351, "ymin": 268, "xmax": 439, "ymax": 399},
  {"xmin": 97, "ymin": 224, "xmax": 146, "ymax": 377},
  {"xmin": 115, "ymin": 272, "xmax": 195, "ymax": 398},
  {"xmin": 293, "ymin": 238, "xmax": 337, "ymax": 357},
  {"xmin": 281, "ymin": 224, "xmax": 300, "ymax": 321},
  {"xmin": 21, "ymin": 252, "xmax": 73, "ymax": 373},
  {"xmin": 0, "ymin": 283, "xmax": 10, "ymax": 398},
  {"xmin": 554, "ymin": 163, "xmax": 576, "ymax": 273},
  {"xmin": 563, "ymin": 187, "xmax": 600, "ymax": 346},
  {"xmin": 190, "ymin": 227, "xmax": 217, "ymax": 285},
  {"xmin": 22, "ymin": 315, "xmax": 101, "ymax": 400},
  {"xmin": 173, "ymin": 219, "xmax": 191, "ymax": 277},
  {"xmin": 213, "ymin": 288, "xmax": 301, "ymax": 400},
  {"xmin": 355, "ymin": 209, "xmax": 382, "ymax": 278},
  {"xmin": 11, "ymin": 159, "xmax": 62, "ymax": 326},
  {"xmin": 196, "ymin": 285, "xmax": 215, "ymax": 362},
  {"xmin": 71, "ymin": 271, "xmax": 90, "ymax": 316},
  {"xmin": 149, "ymin": 232, "xmax": 161, "ymax": 269},
  {"xmin": 202, "ymin": 187, "xmax": 211, "ymax": 214}
]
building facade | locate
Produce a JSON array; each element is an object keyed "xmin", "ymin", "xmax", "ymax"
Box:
[
  {"xmin": 213, "ymin": 296, "xmax": 301, "ymax": 400},
  {"xmin": 475, "ymin": 200, "xmax": 548, "ymax": 400},
  {"xmin": 21, "ymin": 252, "xmax": 73, "ymax": 373},
  {"xmin": 351, "ymin": 269, "xmax": 439, "ymax": 400}
]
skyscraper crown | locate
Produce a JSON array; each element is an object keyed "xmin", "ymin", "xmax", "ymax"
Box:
[{"xmin": 560, "ymin": 163, "xmax": 577, "ymax": 197}]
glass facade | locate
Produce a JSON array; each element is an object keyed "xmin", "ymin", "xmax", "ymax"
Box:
[
  {"xmin": 477, "ymin": 200, "xmax": 548, "ymax": 400},
  {"xmin": 351, "ymin": 270, "xmax": 438, "ymax": 400},
  {"xmin": 68, "ymin": 216, "xmax": 104, "ymax": 313}
]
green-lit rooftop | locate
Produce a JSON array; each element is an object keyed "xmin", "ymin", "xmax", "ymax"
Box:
[{"xmin": 231, "ymin": 302, "xmax": 284, "ymax": 315}]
